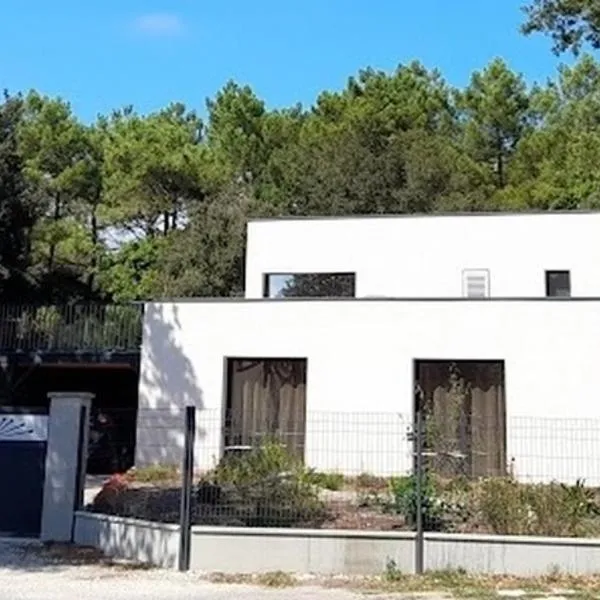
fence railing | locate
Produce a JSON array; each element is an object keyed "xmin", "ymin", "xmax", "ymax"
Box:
[
  {"xmin": 85, "ymin": 405, "xmax": 600, "ymax": 569},
  {"xmin": 80, "ymin": 406, "xmax": 600, "ymax": 573},
  {"xmin": 0, "ymin": 304, "xmax": 143, "ymax": 353}
]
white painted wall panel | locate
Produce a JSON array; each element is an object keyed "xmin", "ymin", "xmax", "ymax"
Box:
[
  {"xmin": 137, "ymin": 299, "xmax": 600, "ymax": 483},
  {"xmin": 245, "ymin": 213, "xmax": 600, "ymax": 298}
]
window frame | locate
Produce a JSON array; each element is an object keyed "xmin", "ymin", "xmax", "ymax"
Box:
[
  {"xmin": 262, "ymin": 272, "xmax": 356, "ymax": 299},
  {"xmin": 545, "ymin": 270, "xmax": 571, "ymax": 298}
]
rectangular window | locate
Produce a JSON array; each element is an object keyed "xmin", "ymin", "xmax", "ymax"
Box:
[
  {"xmin": 462, "ymin": 269, "xmax": 490, "ymax": 298},
  {"xmin": 415, "ymin": 360, "xmax": 506, "ymax": 478},
  {"xmin": 224, "ymin": 358, "xmax": 307, "ymax": 460},
  {"xmin": 263, "ymin": 272, "xmax": 355, "ymax": 298},
  {"xmin": 546, "ymin": 271, "xmax": 571, "ymax": 297}
]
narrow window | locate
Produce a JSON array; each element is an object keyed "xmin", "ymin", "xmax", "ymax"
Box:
[
  {"xmin": 263, "ymin": 272, "xmax": 355, "ymax": 298},
  {"xmin": 462, "ymin": 269, "xmax": 490, "ymax": 298},
  {"xmin": 546, "ymin": 271, "xmax": 571, "ymax": 297}
]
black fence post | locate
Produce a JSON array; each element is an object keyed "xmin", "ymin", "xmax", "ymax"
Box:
[
  {"xmin": 178, "ymin": 405, "xmax": 196, "ymax": 572},
  {"xmin": 414, "ymin": 406, "xmax": 425, "ymax": 575}
]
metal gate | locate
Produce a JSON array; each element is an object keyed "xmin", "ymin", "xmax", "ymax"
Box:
[{"xmin": 0, "ymin": 408, "xmax": 48, "ymax": 537}]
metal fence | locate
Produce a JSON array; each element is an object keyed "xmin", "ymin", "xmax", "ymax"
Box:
[
  {"xmin": 83, "ymin": 406, "xmax": 600, "ymax": 571},
  {"xmin": 0, "ymin": 304, "xmax": 143, "ymax": 352}
]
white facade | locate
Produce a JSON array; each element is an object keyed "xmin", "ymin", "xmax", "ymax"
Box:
[
  {"xmin": 137, "ymin": 298, "xmax": 600, "ymax": 484},
  {"xmin": 245, "ymin": 212, "xmax": 600, "ymax": 298}
]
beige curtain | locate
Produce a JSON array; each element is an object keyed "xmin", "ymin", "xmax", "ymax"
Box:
[
  {"xmin": 417, "ymin": 361, "xmax": 506, "ymax": 478},
  {"xmin": 226, "ymin": 359, "xmax": 307, "ymax": 460}
]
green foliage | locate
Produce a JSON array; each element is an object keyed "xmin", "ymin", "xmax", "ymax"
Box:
[
  {"xmin": 6, "ymin": 304, "xmax": 142, "ymax": 351},
  {"xmin": 98, "ymin": 238, "xmax": 163, "ymax": 302},
  {"xmin": 130, "ymin": 464, "xmax": 179, "ymax": 484},
  {"xmin": 0, "ymin": 92, "xmax": 36, "ymax": 300},
  {"xmin": 457, "ymin": 58, "xmax": 530, "ymax": 189},
  {"xmin": 154, "ymin": 182, "xmax": 250, "ymax": 298},
  {"xmin": 205, "ymin": 440, "xmax": 330, "ymax": 527},
  {"xmin": 306, "ymin": 471, "xmax": 345, "ymax": 491},
  {"xmin": 2, "ymin": 48, "xmax": 600, "ymax": 305},
  {"xmin": 522, "ymin": 0, "xmax": 600, "ymax": 55},
  {"xmin": 389, "ymin": 474, "xmax": 444, "ymax": 531},
  {"xmin": 477, "ymin": 477, "xmax": 600, "ymax": 536},
  {"xmin": 384, "ymin": 558, "xmax": 406, "ymax": 582}
]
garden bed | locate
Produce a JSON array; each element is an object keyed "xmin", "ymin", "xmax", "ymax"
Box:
[{"xmin": 87, "ymin": 445, "xmax": 600, "ymax": 537}]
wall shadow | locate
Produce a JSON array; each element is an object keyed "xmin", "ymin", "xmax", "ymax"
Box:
[{"xmin": 136, "ymin": 302, "xmax": 206, "ymax": 467}]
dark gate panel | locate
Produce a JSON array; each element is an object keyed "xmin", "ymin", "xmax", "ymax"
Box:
[{"xmin": 0, "ymin": 410, "xmax": 47, "ymax": 537}]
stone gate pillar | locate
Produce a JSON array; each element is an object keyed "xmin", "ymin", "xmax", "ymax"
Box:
[{"xmin": 40, "ymin": 391, "xmax": 94, "ymax": 542}]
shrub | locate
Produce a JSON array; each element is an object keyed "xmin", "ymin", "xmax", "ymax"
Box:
[
  {"xmin": 389, "ymin": 473, "xmax": 444, "ymax": 531},
  {"xmin": 200, "ymin": 440, "xmax": 330, "ymax": 528},
  {"xmin": 524, "ymin": 479, "xmax": 599, "ymax": 537},
  {"xmin": 129, "ymin": 464, "xmax": 179, "ymax": 484},
  {"xmin": 476, "ymin": 477, "xmax": 600, "ymax": 537},
  {"xmin": 476, "ymin": 477, "xmax": 531, "ymax": 535},
  {"xmin": 306, "ymin": 471, "xmax": 345, "ymax": 491}
]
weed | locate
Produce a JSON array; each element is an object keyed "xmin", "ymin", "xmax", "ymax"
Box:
[
  {"xmin": 206, "ymin": 439, "xmax": 330, "ymax": 527},
  {"xmin": 476, "ymin": 477, "xmax": 600, "ymax": 536},
  {"xmin": 208, "ymin": 571, "xmax": 297, "ymax": 588},
  {"xmin": 476, "ymin": 477, "xmax": 530, "ymax": 535},
  {"xmin": 389, "ymin": 473, "xmax": 445, "ymax": 530},
  {"xmin": 306, "ymin": 471, "xmax": 345, "ymax": 491},
  {"xmin": 383, "ymin": 558, "xmax": 405, "ymax": 582},
  {"xmin": 256, "ymin": 571, "xmax": 297, "ymax": 588}
]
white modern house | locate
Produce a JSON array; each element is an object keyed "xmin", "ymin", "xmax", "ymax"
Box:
[{"xmin": 136, "ymin": 211, "xmax": 600, "ymax": 484}]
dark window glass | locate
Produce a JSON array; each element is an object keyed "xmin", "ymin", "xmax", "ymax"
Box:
[
  {"xmin": 263, "ymin": 273, "xmax": 356, "ymax": 298},
  {"xmin": 545, "ymin": 271, "xmax": 571, "ymax": 297}
]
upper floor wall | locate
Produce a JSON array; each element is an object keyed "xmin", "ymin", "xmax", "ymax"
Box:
[{"xmin": 245, "ymin": 212, "xmax": 600, "ymax": 299}]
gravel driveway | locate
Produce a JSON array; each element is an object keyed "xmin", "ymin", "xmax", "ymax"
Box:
[{"xmin": 0, "ymin": 539, "xmax": 419, "ymax": 600}]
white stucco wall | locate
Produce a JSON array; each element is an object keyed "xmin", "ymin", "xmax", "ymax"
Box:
[
  {"xmin": 245, "ymin": 212, "xmax": 600, "ymax": 298},
  {"xmin": 136, "ymin": 299, "xmax": 600, "ymax": 484}
]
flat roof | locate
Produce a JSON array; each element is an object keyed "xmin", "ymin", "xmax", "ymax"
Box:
[
  {"xmin": 150, "ymin": 296, "xmax": 600, "ymax": 304},
  {"xmin": 248, "ymin": 209, "xmax": 600, "ymax": 223}
]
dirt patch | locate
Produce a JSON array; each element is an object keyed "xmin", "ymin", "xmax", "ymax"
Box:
[
  {"xmin": 322, "ymin": 505, "xmax": 406, "ymax": 530},
  {"xmin": 86, "ymin": 471, "xmax": 600, "ymax": 537},
  {"xmin": 88, "ymin": 481, "xmax": 409, "ymax": 531}
]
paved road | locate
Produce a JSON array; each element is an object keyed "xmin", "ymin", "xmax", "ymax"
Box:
[{"xmin": 0, "ymin": 540, "xmax": 411, "ymax": 600}]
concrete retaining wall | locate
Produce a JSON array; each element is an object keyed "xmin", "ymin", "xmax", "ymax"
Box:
[
  {"xmin": 425, "ymin": 532, "xmax": 600, "ymax": 576},
  {"xmin": 73, "ymin": 512, "xmax": 600, "ymax": 575},
  {"xmin": 190, "ymin": 527, "xmax": 415, "ymax": 575},
  {"xmin": 73, "ymin": 512, "xmax": 179, "ymax": 569}
]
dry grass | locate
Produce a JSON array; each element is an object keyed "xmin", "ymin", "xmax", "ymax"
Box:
[
  {"xmin": 34, "ymin": 543, "xmax": 153, "ymax": 571},
  {"xmin": 208, "ymin": 571, "xmax": 298, "ymax": 588},
  {"xmin": 321, "ymin": 568, "xmax": 600, "ymax": 598},
  {"xmin": 128, "ymin": 465, "xmax": 180, "ymax": 484},
  {"xmin": 206, "ymin": 568, "xmax": 600, "ymax": 597},
  {"xmin": 36, "ymin": 543, "xmax": 109, "ymax": 565}
]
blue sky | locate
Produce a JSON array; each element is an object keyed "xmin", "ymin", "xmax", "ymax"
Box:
[{"xmin": 2, "ymin": 0, "xmax": 571, "ymax": 122}]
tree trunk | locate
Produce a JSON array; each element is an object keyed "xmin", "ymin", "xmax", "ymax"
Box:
[
  {"xmin": 87, "ymin": 201, "xmax": 99, "ymax": 297},
  {"xmin": 46, "ymin": 192, "xmax": 61, "ymax": 301},
  {"xmin": 496, "ymin": 131, "xmax": 505, "ymax": 188}
]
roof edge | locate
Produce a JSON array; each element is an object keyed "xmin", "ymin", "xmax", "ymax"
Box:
[
  {"xmin": 247, "ymin": 209, "xmax": 600, "ymax": 224},
  {"xmin": 147, "ymin": 296, "xmax": 600, "ymax": 304}
]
